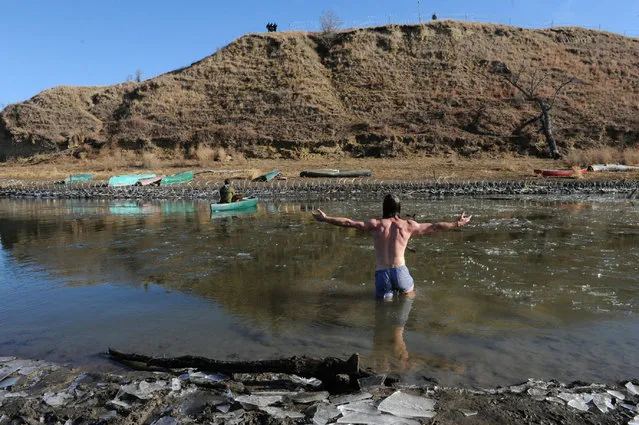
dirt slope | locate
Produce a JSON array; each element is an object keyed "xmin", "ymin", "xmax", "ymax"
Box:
[{"xmin": 1, "ymin": 21, "xmax": 638, "ymax": 161}]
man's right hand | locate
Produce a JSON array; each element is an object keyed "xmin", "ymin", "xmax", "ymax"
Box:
[
  {"xmin": 456, "ymin": 211, "xmax": 472, "ymax": 227},
  {"xmin": 312, "ymin": 209, "xmax": 327, "ymax": 222}
]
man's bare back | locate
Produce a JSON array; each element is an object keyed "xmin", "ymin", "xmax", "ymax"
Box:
[
  {"xmin": 312, "ymin": 195, "xmax": 471, "ymax": 298},
  {"xmin": 312, "ymin": 213, "xmax": 471, "ymax": 270}
]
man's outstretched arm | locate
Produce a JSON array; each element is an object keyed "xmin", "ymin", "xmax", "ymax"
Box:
[
  {"xmin": 312, "ymin": 209, "xmax": 372, "ymax": 230},
  {"xmin": 410, "ymin": 211, "xmax": 472, "ymax": 235}
]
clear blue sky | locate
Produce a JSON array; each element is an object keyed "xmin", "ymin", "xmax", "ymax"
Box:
[{"xmin": 1, "ymin": 0, "xmax": 637, "ymax": 109}]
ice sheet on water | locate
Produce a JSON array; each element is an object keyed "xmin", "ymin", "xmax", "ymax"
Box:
[
  {"xmin": 43, "ymin": 391, "xmax": 74, "ymax": 407},
  {"xmin": 120, "ymin": 380, "xmax": 168, "ymax": 400},
  {"xmin": 150, "ymin": 417, "xmax": 178, "ymax": 425},
  {"xmin": 626, "ymin": 382, "xmax": 639, "ymax": 396},
  {"xmin": 607, "ymin": 389, "xmax": 625, "ymax": 400},
  {"xmin": 620, "ymin": 403, "xmax": 639, "ymax": 413},
  {"xmin": 592, "ymin": 393, "xmax": 614, "ymax": 413},
  {"xmin": 377, "ymin": 391, "xmax": 436, "ymax": 419},
  {"xmin": 235, "ymin": 394, "xmax": 283, "ymax": 408},
  {"xmin": 337, "ymin": 412, "xmax": 420, "ymax": 425},
  {"xmin": 313, "ymin": 404, "xmax": 341, "ymax": 425},
  {"xmin": 291, "ymin": 391, "xmax": 329, "ymax": 404},
  {"xmin": 558, "ymin": 392, "xmax": 593, "ymax": 412},
  {"xmin": 0, "ymin": 367, "xmax": 18, "ymax": 382},
  {"xmin": 0, "ymin": 377, "xmax": 20, "ymax": 389},
  {"xmin": 291, "ymin": 374, "xmax": 323, "ymax": 388},
  {"xmin": 338, "ymin": 400, "xmax": 379, "ymax": 415},
  {"xmin": 188, "ymin": 371, "xmax": 228, "ymax": 384},
  {"xmin": 358, "ymin": 374, "xmax": 386, "ymax": 390},
  {"xmin": 261, "ymin": 406, "xmax": 305, "ymax": 419},
  {"xmin": 330, "ymin": 392, "xmax": 373, "ymax": 405}
]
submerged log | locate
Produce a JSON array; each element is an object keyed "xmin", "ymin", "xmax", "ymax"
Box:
[{"xmin": 108, "ymin": 348, "xmax": 367, "ymax": 392}]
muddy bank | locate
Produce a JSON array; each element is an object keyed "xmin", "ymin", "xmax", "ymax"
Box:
[
  {"xmin": 0, "ymin": 179, "xmax": 637, "ymax": 201},
  {"xmin": 1, "ymin": 354, "xmax": 638, "ymax": 425}
]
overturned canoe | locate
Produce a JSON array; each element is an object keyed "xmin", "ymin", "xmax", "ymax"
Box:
[
  {"xmin": 210, "ymin": 197, "xmax": 258, "ymax": 212},
  {"xmin": 160, "ymin": 171, "xmax": 195, "ymax": 185},
  {"xmin": 252, "ymin": 169, "xmax": 281, "ymax": 182},
  {"xmin": 138, "ymin": 176, "xmax": 163, "ymax": 186},
  {"xmin": 109, "ymin": 174, "xmax": 157, "ymax": 187},
  {"xmin": 300, "ymin": 169, "xmax": 372, "ymax": 178},
  {"xmin": 534, "ymin": 169, "xmax": 587, "ymax": 177},
  {"xmin": 64, "ymin": 174, "xmax": 93, "ymax": 184},
  {"xmin": 588, "ymin": 164, "xmax": 639, "ymax": 172}
]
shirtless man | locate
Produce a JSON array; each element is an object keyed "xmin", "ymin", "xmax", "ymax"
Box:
[{"xmin": 312, "ymin": 194, "xmax": 471, "ymax": 298}]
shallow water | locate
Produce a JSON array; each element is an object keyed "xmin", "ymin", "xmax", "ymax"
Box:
[{"xmin": 0, "ymin": 197, "xmax": 637, "ymax": 387}]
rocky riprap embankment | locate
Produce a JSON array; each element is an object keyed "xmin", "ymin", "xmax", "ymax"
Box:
[
  {"xmin": 0, "ymin": 179, "xmax": 637, "ymax": 201},
  {"xmin": 1, "ymin": 356, "xmax": 638, "ymax": 425}
]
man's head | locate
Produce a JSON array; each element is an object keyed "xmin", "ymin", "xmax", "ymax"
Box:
[
  {"xmin": 382, "ymin": 194, "xmax": 401, "ymax": 218},
  {"xmin": 224, "ymin": 178, "xmax": 231, "ymax": 185}
]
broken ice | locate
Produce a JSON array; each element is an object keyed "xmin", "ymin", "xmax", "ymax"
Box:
[
  {"xmin": 337, "ymin": 412, "xmax": 420, "ymax": 425},
  {"xmin": 377, "ymin": 391, "xmax": 436, "ymax": 419}
]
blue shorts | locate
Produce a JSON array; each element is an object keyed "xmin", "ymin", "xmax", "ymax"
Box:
[{"xmin": 375, "ymin": 266, "xmax": 414, "ymax": 299}]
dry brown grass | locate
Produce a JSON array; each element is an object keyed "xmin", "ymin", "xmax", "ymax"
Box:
[
  {"xmin": 141, "ymin": 151, "xmax": 161, "ymax": 169},
  {"xmin": 564, "ymin": 147, "xmax": 639, "ymax": 167},
  {"xmin": 195, "ymin": 145, "xmax": 228, "ymax": 164},
  {"xmin": 0, "ymin": 154, "xmax": 637, "ymax": 183}
]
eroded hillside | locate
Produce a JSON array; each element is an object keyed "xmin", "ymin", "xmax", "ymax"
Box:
[{"xmin": 1, "ymin": 21, "xmax": 638, "ymax": 160}]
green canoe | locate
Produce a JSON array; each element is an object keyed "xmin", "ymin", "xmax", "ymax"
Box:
[
  {"xmin": 299, "ymin": 169, "xmax": 372, "ymax": 178},
  {"xmin": 252, "ymin": 169, "xmax": 281, "ymax": 182},
  {"xmin": 210, "ymin": 197, "xmax": 258, "ymax": 212},
  {"xmin": 160, "ymin": 171, "xmax": 195, "ymax": 185},
  {"xmin": 109, "ymin": 174, "xmax": 157, "ymax": 187},
  {"xmin": 64, "ymin": 174, "xmax": 93, "ymax": 184}
]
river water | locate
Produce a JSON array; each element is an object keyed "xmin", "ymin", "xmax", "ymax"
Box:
[{"xmin": 0, "ymin": 197, "xmax": 637, "ymax": 388}]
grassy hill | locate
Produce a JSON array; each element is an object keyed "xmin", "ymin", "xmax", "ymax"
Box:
[{"xmin": 1, "ymin": 20, "xmax": 638, "ymax": 162}]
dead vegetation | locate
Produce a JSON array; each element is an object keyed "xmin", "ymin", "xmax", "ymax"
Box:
[{"xmin": 0, "ymin": 21, "xmax": 637, "ymax": 163}]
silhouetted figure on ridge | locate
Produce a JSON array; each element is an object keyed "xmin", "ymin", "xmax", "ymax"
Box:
[{"xmin": 266, "ymin": 22, "xmax": 278, "ymax": 32}]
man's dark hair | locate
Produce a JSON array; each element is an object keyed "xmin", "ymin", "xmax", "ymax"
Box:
[
  {"xmin": 224, "ymin": 178, "xmax": 231, "ymax": 185},
  {"xmin": 382, "ymin": 194, "xmax": 401, "ymax": 218}
]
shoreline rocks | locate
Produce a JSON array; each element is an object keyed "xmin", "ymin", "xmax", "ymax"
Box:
[
  {"xmin": 0, "ymin": 356, "xmax": 637, "ymax": 425},
  {"xmin": 0, "ymin": 179, "xmax": 637, "ymax": 201}
]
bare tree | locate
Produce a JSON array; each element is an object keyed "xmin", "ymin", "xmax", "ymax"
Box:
[
  {"xmin": 501, "ymin": 63, "xmax": 575, "ymax": 158},
  {"xmin": 320, "ymin": 10, "xmax": 342, "ymax": 33},
  {"xmin": 135, "ymin": 69, "xmax": 142, "ymax": 83}
]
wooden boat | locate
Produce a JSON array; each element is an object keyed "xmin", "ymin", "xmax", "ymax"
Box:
[
  {"xmin": 210, "ymin": 197, "xmax": 258, "ymax": 212},
  {"xmin": 109, "ymin": 174, "xmax": 156, "ymax": 187},
  {"xmin": 252, "ymin": 169, "xmax": 281, "ymax": 182},
  {"xmin": 300, "ymin": 169, "xmax": 372, "ymax": 178},
  {"xmin": 137, "ymin": 176, "xmax": 163, "ymax": 186},
  {"xmin": 533, "ymin": 168, "xmax": 587, "ymax": 177},
  {"xmin": 64, "ymin": 174, "xmax": 93, "ymax": 184},
  {"xmin": 160, "ymin": 171, "xmax": 195, "ymax": 185}
]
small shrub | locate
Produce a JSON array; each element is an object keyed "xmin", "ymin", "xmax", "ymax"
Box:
[
  {"xmin": 621, "ymin": 148, "xmax": 639, "ymax": 165},
  {"xmin": 141, "ymin": 151, "xmax": 161, "ymax": 169},
  {"xmin": 194, "ymin": 145, "xmax": 217, "ymax": 163}
]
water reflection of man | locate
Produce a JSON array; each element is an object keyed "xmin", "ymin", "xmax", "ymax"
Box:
[
  {"xmin": 312, "ymin": 194, "xmax": 471, "ymax": 298},
  {"xmin": 372, "ymin": 294, "xmax": 415, "ymax": 372}
]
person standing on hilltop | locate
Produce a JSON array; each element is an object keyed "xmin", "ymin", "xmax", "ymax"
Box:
[{"xmin": 312, "ymin": 194, "xmax": 471, "ymax": 299}]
